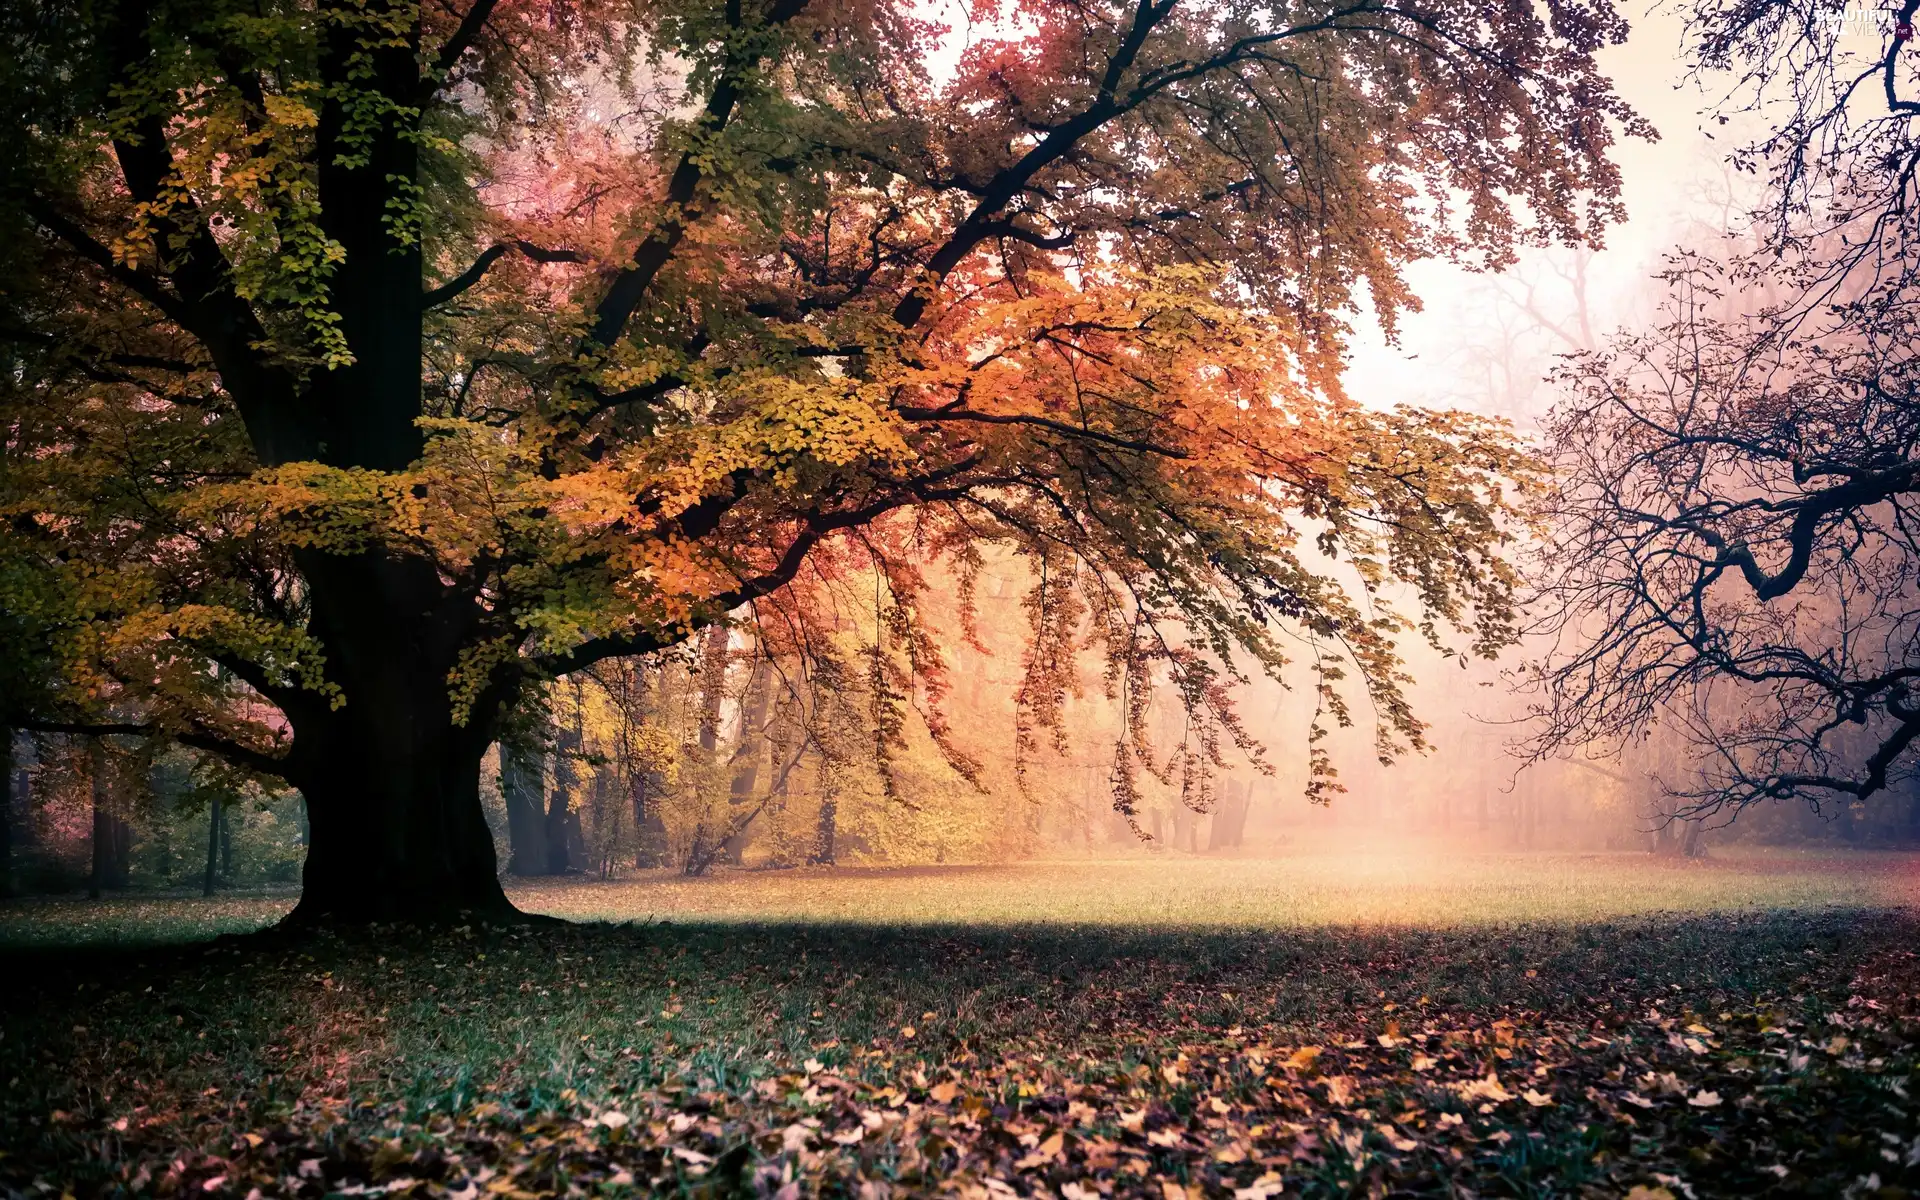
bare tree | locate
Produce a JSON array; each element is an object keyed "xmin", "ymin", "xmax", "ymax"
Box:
[
  {"xmin": 1524, "ymin": 0, "xmax": 1920, "ymax": 825},
  {"xmin": 1527, "ymin": 252, "xmax": 1919, "ymax": 819}
]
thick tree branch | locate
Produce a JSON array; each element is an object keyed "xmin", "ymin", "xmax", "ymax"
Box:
[
  {"xmin": 10, "ymin": 717, "xmax": 291, "ymax": 779},
  {"xmin": 1698, "ymin": 460, "xmax": 1919, "ymax": 600},
  {"xmin": 428, "ymin": 0, "xmax": 503, "ymax": 89},
  {"xmin": 585, "ymin": 0, "xmax": 814, "ymax": 351},
  {"xmin": 423, "ymin": 240, "xmax": 588, "ymax": 309},
  {"xmin": 895, "ymin": 405, "xmax": 1188, "ymax": 458},
  {"xmin": 26, "ymin": 202, "xmax": 189, "ymax": 324},
  {"xmin": 536, "ymin": 469, "xmax": 992, "ymax": 676},
  {"xmin": 1885, "ymin": 0, "xmax": 1920, "ymax": 115}
]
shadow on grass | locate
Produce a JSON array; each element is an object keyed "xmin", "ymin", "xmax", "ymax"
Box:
[{"xmin": 2, "ymin": 904, "xmax": 1899, "ymax": 1046}]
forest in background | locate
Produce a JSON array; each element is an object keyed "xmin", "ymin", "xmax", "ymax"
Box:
[{"xmin": 12, "ymin": 548, "xmax": 1917, "ymax": 898}]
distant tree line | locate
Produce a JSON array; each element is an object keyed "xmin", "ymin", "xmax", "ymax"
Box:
[{"xmin": 0, "ymin": 731, "xmax": 305, "ymax": 897}]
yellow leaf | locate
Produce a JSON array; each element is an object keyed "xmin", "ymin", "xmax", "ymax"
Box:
[{"xmin": 1285, "ymin": 1046, "xmax": 1323, "ymax": 1072}]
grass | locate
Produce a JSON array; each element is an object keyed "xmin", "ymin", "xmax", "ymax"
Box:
[
  {"xmin": 3, "ymin": 850, "xmax": 1918, "ymax": 1198},
  {"xmin": 4, "ymin": 846, "xmax": 1911, "ymax": 948}
]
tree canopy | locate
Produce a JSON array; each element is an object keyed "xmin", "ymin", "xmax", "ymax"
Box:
[{"xmin": 0, "ymin": 0, "xmax": 1643, "ymax": 918}]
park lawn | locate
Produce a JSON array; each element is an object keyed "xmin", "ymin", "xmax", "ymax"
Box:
[{"xmin": 1, "ymin": 852, "xmax": 1918, "ymax": 1198}]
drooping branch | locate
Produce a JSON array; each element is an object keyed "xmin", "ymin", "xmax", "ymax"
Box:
[
  {"xmin": 534, "ymin": 468, "xmax": 997, "ymax": 677},
  {"xmin": 422, "ymin": 240, "xmax": 589, "ymax": 309}
]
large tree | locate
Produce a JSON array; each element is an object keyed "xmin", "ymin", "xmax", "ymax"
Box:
[{"xmin": 0, "ymin": 0, "xmax": 1641, "ymax": 921}]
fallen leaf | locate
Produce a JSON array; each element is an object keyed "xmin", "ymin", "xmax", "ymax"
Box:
[
  {"xmin": 1233, "ymin": 1173, "xmax": 1285, "ymax": 1200},
  {"xmin": 1454, "ymin": 1074, "xmax": 1515, "ymax": 1104},
  {"xmin": 1285, "ymin": 1046, "xmax": 1323, "ymax": 1072}
]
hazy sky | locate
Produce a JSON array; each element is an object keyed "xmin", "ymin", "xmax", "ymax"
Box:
[{"xmin": 1341, "ymin": 3, "xmax": 1727, "ymax": 422}]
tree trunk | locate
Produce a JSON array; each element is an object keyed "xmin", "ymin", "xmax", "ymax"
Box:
[
  {"xmin": 696, "ymin": 625, "xmax": 729, "ymax": 754},
  {"xmin": 1208, "ymin": 781, "xmax": 1250, "ymax": 852},
  {"xmin": 9, "ymin": 735, "xmax": 30, "ymax": 854},
  {"xmin": 279, "ymin": 553, "xmax": 515, "ymax": 924},
  {"xmin": 721, "ymin": 660, "xmax": 772, "ymax": 866},
  {"xmin": 218, "ymin": 797, "xmax": 232, "ymax": 878},
  {"xmin": 204, "ymin": 792, "xmax": 222, "ymax": 897},
  {"xmin": 252, "ymin": 7, "xmax": 521, "ymax": 924},
  {"xmin": 289, "ymin": 722, "xmax": 510, "ymax": 922},
  {"xmin": 546, "ymin": 699, "xmax": 583, "ymax": 875},
  {"xmin": 814, "ymin": 794, "xmax": 837, "ymax": 860},
  {"xmin": 88, "ymin": 737, "xmax": 110, "ymax": 899},
  {"xmin": 0, "ymin": 727, "xmax": 12, "ymax": 898},
  {"xmin": 501, "ymin": 740, "xmax": 550, "ymax": 876},
  {"xmin": 1680, "ymin": 817, "xmax": 1705, "ymax": 858},
  {"xmin": 631, "ymin": 769, "xmax": 668, "ymax": 869}
]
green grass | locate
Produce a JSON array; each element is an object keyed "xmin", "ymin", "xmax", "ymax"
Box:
[
  {"xmin": 3, "ymin": 847, "xmax": 1910, "ymax": 948},
  {"xmin": 3, "ymin": 851, "xmax": 1918, "ymax": 1198},
  {"xmin": 506, "ymin": 848, "xmax": 1918, "ymax": 927}
]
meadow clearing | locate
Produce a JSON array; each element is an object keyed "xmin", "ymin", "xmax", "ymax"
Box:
[{"xmin": 3, "ymin": 850, "xmax": 1918, "ymax": 1197}]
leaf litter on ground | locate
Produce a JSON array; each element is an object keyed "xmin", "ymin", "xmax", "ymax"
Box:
[{"xmin": 2, "ymin": 900, "xmax": 1918, "ymax": 1197}]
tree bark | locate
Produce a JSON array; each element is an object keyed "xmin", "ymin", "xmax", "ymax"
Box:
[
  {"xmin": 288, "ymin": 721, "xmax": 511, "ymax": 922},
  {"xmin": 0, "ymin": 727, "xmax": 12, "ymax": 898},
  {"xmin": 501, "ymin": 740, "xmax": 550, "ymax": 876},
  {"xmin": 278, "ymin": 553, "xmax": 516, "ymax": 924},
  {"xmin": 809, "ymin": 795, "xmax": 837, "ymax": 866}
]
